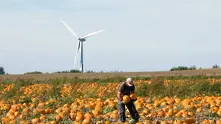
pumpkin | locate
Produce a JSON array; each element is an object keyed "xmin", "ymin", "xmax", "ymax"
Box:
[
  {"xmin": 123, "ymin": 95, "xmax": 131, "ymax": 104},
  {"xmin": 184, "ymin": 118, "xmax": 195, "ymax": 124},
  {"xmin": 92, "ymin": 110, "xmax": 100, "ymax": 116},
  {"xmin": 31, "ymin": 118, "xmax": 40, "ymax": 124},
  {"xmin": 82, "ymin": 118, "xmax": 91, "ymax": 124},
  {"xmin": 130, "ymin": 93, "xmax": 137, "ymax": 100},
  {"xmin": 55, "ymin": 115, "xmax": 62, "ymax": 122}
]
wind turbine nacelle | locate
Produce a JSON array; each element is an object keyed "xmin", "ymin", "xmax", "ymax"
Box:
[{"xmin": 78, "ymin": 38, "xmax": 86, "ymax": 42}]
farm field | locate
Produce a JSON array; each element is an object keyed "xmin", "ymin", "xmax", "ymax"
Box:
[
  {"xmin": 0, "ymin": 70, "xmax": 221, "ymax": 123},
  {"xmin": 1, "ymin": 68, "xmax": 221, "ymax": 81},
  {"xmin": 1, "ymin": 0, "xmax": 220, "ymax": 123}
]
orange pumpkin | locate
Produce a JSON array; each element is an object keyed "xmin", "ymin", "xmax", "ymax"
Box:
[
  {"xmin": 92, "ymin": 110, "xmax": 100, "ymax": 116},
  {"xmin": 32, "ymin": 118, "xmax": 40, "ymax": 124},
  {"xmin": 123, "ymin": 95, "xmax": 131, "ymax": 104},
  {"xmin": 130, "ymin": 93, "xmax": 137, "ymax": 100},
  {"xmin": 84, "ymin": 112, "xmax": 92, "ymax": 120},
  {"xmin": 55, "ymin": 115, "xmax": 62, "ymax": 122},
  {"xmin": 184, "ymin": 118, "xmax": 195, "ymax": 124},
  {"xmin": 82, "ymin": 118, "xmax": 91, "ymax": 124},
  {"xmin": 75, "ymin": 112, "xmax": 83, "ymax": 121}
]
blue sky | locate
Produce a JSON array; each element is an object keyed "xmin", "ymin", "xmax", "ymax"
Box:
[{"xmin": 0, "ymin": 0, "xmax": 220, "ymax": 74}]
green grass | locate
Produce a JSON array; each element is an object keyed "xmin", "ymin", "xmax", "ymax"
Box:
[{"xmin": 0, "ymin": 75, "xmax": 221, "ymax": 100}]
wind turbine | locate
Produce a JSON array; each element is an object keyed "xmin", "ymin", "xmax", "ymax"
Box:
[{"xmin": 60, "ymin": 18, "xmax": 105, "ymax": 73}]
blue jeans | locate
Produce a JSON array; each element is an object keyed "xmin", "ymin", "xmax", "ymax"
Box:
[{"xmin": 118, "ymin": 101, "xmax": 140, "ymax": 122}]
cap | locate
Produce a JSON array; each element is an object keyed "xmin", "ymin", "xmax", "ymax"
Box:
[{"xmin": 126, "ymin": 77, "xmax": 133, "ymax": 86}]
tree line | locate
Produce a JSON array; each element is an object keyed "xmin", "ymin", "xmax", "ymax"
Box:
[
  {"xmin": 0, "ymin": 64, "xmax": 220, "ymax": 75},
  {"xmin": 170, "ymin": 64, "xmax": 219, "ymax": 71}
]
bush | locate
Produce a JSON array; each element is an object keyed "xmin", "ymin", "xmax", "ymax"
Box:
[
  {"xmin": 0, "ymin": 66, "xmax": 5, "ymax": 75},
  {"xmin": 86, "ymin": 70, "xmax": 95, "ymax": 73},
  {"xmin": 170, "ymin": 65, "xmax": 197, "ymax": 71},
  {"xmin": 212, "ymin": 64, "xmax": 219, "ymax": 68},
  {"xmin": 55, "ymin": 71, "xmax": 69, "ymax": 73},
  {"xmin": 70, "ymin": 69, "xmax": 81, "ymax": 73},
  {"xmin": 24, "ymin": 71, "xmax": 43, "ymax": 74},
  {"xmin": 189, "ymin": 65, "xmax": 197, "ymax": 70},
  {"xmin": 55, "ymin": 69, "xmax": 81, "ymax": 73}
]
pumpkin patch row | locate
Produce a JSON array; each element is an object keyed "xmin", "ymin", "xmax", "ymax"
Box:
[{"xmin": 0, "ymin": 79, "xmax": 221, "ymax": 123}]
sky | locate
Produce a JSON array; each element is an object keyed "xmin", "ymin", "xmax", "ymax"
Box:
[{"xmin": 0, "ymin": 0, "xmax": 221, "ymax": 74}]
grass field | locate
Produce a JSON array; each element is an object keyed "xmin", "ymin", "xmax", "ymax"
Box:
[{"xmin": 0, "ymin": 69, "xmax": 221, "ymax": 124}]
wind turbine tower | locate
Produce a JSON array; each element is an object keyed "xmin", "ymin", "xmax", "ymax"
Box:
[{"xmin": 60, "ymin": 18, "xmax": 105, "ymax": 73}]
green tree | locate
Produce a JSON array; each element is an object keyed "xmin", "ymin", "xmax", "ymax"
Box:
[
  {"xmin": 0, "ymin": 67, "xmax": 5, "ymax": 75},
  {"xmin": 24, "ymin": 71, "xmax": 43, "ymax": 74},
  {"xmin": 170, "ymin": 66, "xmax": 188, "ymax": 71},
  {"xmin": 189, "ymin": 65, "xmax": 197, "ymax": 70},
  {"xmin": 212, "ymin": 64, "xmax": 219, "ymax": 68},
  {"xmin": 70, "ymin": 69, "xmax": 81, "ymax": 73},
  {"xmin": 170, "ymin": 65, "xmax": 197, "ymax": 71}
]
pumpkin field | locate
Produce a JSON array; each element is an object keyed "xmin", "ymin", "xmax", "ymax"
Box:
[{"xmin": 0, "ymin": 76, "xmax": 221, "ymax": 124}]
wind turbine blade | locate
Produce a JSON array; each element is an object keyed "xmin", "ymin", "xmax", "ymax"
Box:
[
  {"xmin": 73, "ymin": 41, "xmax": 81, "ymax": 69},
  {"xmin": 82, "ymin": 29, "xmax": 105, "ymax": 39},
  {"xmin": 60, "ymin": 18, "xmax": 80, "ymax": 38}
]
